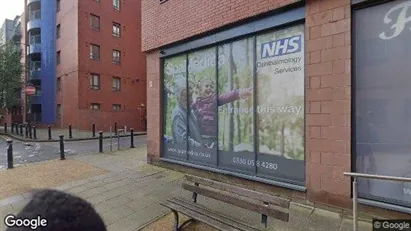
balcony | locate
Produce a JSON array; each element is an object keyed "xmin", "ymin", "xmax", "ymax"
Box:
[
  {"xmin": 29, "ymin": 35, "xmax": 41, "ymax": 54},
  {"xmin": 27, "ymin": 113, "xmax": 42, "ymax": 123},
  {"xmin": 29, "ymin": 61, "xmax": 41, "ymax": 79},
  {"xmin": 27, "ymin": 10, "xmax": 41, "ymax": 31},
  {"xmin": 27, "ymin": 0, "xmax": 41, "ymax": 5}
]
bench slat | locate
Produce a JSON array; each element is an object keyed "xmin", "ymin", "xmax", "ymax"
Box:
[
  {"xmin": 160, "ymin": 200, "xmax": 252, "ymax": 231},
  {"xmin": 168, "ymin": 197, "xmax": 260, "ymax": 231},
  {"xmin": 182, "ymin": 183, "xmax": 289, "ymax": 222},
  {"xmin": 185, "ymin": 175, "xmax": 290, "ymax": 208}
]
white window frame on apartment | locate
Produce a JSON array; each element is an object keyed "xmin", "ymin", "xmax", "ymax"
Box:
[
  {"xmin": 113, "ymin": 22, "xmax": 121, "ymax": 37},
  {"xmin": 113, "ymin": 0, "xmax": 120, "ymax": 10},
  {"xmin": 90, "ymin": 73, "xmax": 100, "ymax": 90},
  {"xmin": 90, "ymin": 103, "xmax": 101, "ymax": 110},
  {"xmin": 112, "ymin": 77, "xmax": 121, "ymax": 91},
  {"xmin": 90, "ymin": 44, "xmax": 100, "ymax": 60},
  {"xmin": 112, "ymin": 104, "xmax": 121, "ymax": 111},
  {"xmin": 113, "ymin": 49, "xmax": 121, "ymax": 65}
]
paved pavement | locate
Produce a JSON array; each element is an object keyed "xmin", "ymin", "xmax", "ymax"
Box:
[
  {"xmin": 0, "ymin": 147, "xmax": 374, "ymax": 231},
  {"xmin": 0, "ymin": 135, "xmax": 147, "ymax": 169}
]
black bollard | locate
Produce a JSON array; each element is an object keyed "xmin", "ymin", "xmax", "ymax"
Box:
[
  {"xmin": 29, "ymin": 125, "xmax": 32, "ymax": 139},
  {"xmin": 25, "ymin": 124, "xmax": 28, "ymax": 138},
  {"xmin": 130, "ymin": 128, "xmax": 135, "ymax": 148},
  {"xmin": 11, "ymin": 123, "xmax": 14, "ymax": 133},
  {"xmin": 4, "ymin": 123, "xmax": 7, "ymax": 133},
  {"xmin": 114, "ymin": 121, "xmax": 117, "ymax": 135},
  {"xmin": 33, "ymin": 126, "xmax": 37, "ymax": 139},
  {"xmin": 99, "ymin": 131, "xmax": 103, "ymax": 153},
  {"xmin": 59, "ymin": 135, "xmax": 65, "ymax": 160},
  {"xmin": 19, "ymin": 124, "xmax": 23, "ymax": 136},
  {"xmin": 48, "ymin": 125, "xmax": 52, "ymax": 140},
  {"xmin": 92, "ymin": 123, "xmax": 96, "ymax": 137},
  {"xmin": 69, "ymin": 124, "xmax": 73, "ymax": 139},
  {"xmin": 7, "ymin": 139, "xmax": 13, "ymax": 169}
]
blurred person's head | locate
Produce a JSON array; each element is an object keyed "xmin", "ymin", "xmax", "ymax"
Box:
[{"xmin": 6, "ymin": 189, "xmax": 106, "ymax": 231}]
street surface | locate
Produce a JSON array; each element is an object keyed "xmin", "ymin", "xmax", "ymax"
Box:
[{"xmin": 0, "ymin": 135, "xmax": 147, "ymax": 169}]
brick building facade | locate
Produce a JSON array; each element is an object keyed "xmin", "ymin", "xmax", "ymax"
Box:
[
  {"xmin": 21, "ymin": 0, "xmax": 146, "ymax": 131},
  {"xmin": 142, "ymin": 0, "xmax": 411, "ymax": 216}
]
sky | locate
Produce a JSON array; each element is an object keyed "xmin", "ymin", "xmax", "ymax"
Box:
[{"xmin": 0, "ymin": 0, "xmax": 24, "ymax": 24}]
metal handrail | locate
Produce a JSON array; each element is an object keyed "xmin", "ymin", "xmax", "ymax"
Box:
[{"xmin": 344, "ymin": 172, "xmax": 411, "ymax": 231}]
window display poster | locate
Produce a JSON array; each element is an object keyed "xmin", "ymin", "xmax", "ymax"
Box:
[
  {"xmin": 217, "ymin": 38, "xmax": 255, "ymax": 174},
  {"xmin": 162, "ymin": 55, "xmax": 188, "ymax": 161},
  {"xmin": 187, "ymin": 48, "xmax": 218, "ymax": 166},
  {"xmin": 255, "ymin": 24, "xmax": 305, "ymax": 185}
]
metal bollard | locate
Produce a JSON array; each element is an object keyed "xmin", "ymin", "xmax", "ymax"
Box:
[
  {"xmin": 59, "ymin": 135, "xmax": 65, "ymax": 160},
  {"xmin": 130, "ymin": 128, "xmax": 135, "ymax": 148},
  {"xmin": 7, "ymin": 139, "xmax": 13, "ymax": 169},
  {"xmin": 69, "ymin": 124, "xmax": 72, "ymax": 139},
  {"xmin": 99, "ymin": 131, "xmax": 103, "ymax": 153},
  {"xmin": 19, "ymin": 124, "xmax": 23, "ymax": 136},
  {"xmin": 4, "ymin": 123, "xmax": 7, "ymax": 133},
  {"xmin": 92, "ymin": 123, "xmax": 96, "ymax": 137},
  {"xmin": 29, "ymin": 125, "xmax": 32, "ymax": 139},
  {"xmin": 25, "ymin": 124, "xmax": 28, "ymax": 138},
  {"xmin": 11, "ymin": 123, "xmax": 14, "ymax": 133},
  {"xmin": 114, "ymin": 122, "xmax": 117, "ymax": 135},
  {"xmin": 33, "ymin": 126, "xmax": 37, "ymax": 139},
  {"xmin": 48, "ymin": 125, "xmax": 52, "ymax": 140}
]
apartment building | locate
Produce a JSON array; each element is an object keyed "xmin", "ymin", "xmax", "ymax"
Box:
[
  {"xmin": 23, "ymin": 0, "xmax": 146, "ymax": 131},
  {"xmin": 142, "ymin": 0, "xmax": 411, "ymax": 217}
]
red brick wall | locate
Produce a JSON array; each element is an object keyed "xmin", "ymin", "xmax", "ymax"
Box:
[
  {"xmin": 54, "ymin": 0, "xmax": 146, "ymax": 131},
  {"xmin": 146, "ymin": 51, "xmax": 161, "ymax": 162},
  {"xmin": 56, "ymin": 0, "xmax": 80, "ymax": 129},
  {"xmin": 305, "ymin": 0, "xmax": 351, "ymax": 206},
  {"xmin": 144, "ymin": 0, "xmax": 353, "ymax": 208},
  {"xmin": 141, "ymin": 0, "xmax": 300, "ymax": 51}
]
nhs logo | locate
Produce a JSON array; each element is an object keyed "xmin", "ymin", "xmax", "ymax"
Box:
[{"xmin": 261, "ymin": 35, "xmax": 302, "ymax": 59}]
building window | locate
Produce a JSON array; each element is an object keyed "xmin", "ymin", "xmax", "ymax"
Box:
[
  {"xmin": 90, "ymin": 44, "xmax": 100, "ymax": 60},
  {"xmin": 113, "ymin": 22, "xmax": 121, "ymax": 37},
  {"xmin": 90, "ymin": 14, "xmax": 100, "ymax": 31},
  {"xmin": 354, "ymin": 0, "xmax": 411, "ymax": 209},
  {"xmin": 90, "ymin": 74, "xmax": 100, "ymax": 90},
  {"xmin": 113, "ymin": 104, "xmax": 121, "ymax": 111},
  {"xmin": 56, "ymin": 24, "xmax": 61, "ymax": 38},
  {"xmin": 160, "ymin": 24, "xmax": 306, "ymax": 185},
  {"xmin": 113, "ymin": 0, "xmax": 120, "ymax": 10},
  {"xmin": 113, "ymin": 50, "xmax": 121, "ymax": 65},
  {"xmin": 90, "ymin": 103, "xmax": 100, "ymax": 110},
  {"xmin": 95, "ymin": 0, "xmax": 100, "ymax": 2},
  {"xmin": 56, "ymin": 51, "xmax": 61, "ymax": 65},
  {"xmin": 112, "ymin": 77, "xmax": 121, "ymax": 91},
  {"xmin": 57, "ymin": 104, "xmax": 61, "ymax": 118},
  {"xmin": 57, "ymin": 77, "xmax": 61, "ymax": 91},
  {"xmin": 57, "ymin": 0, "xmax": 61, "ymax": 11}
]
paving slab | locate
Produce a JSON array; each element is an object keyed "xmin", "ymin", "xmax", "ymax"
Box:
[{"xmin": 0, "ymin": 147, "xmax": 376, "ymax": 231}]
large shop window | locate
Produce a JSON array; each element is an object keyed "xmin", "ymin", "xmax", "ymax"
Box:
[
  {"xmin": 162, "ymin": 24, "xmax": 305, "ymax": 186},
  {"xmin": 354, "ymin": 0, "xmax": 411, "ymax": 208}
]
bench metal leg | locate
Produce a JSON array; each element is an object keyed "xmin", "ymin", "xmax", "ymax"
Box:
[
  {"xmin": 179, "ymin": 218, "xmax": 195, "ymax": 230},
  {"xmin": 172, "ymin": 210, "xmax": 179, "ymax": 231}
]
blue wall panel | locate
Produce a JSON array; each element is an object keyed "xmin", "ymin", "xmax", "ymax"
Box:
[{"xmin": 40, "ymin": 0, "xmax": 56, "ymax": 124}]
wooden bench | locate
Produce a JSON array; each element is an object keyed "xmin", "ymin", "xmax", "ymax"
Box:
[{"xmin": 160, "ymin": 175, "xmax": 290, "ymax": 231}]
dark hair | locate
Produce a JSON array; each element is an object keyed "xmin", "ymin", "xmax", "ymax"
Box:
[{"xmin": 6, "ymin": 189, "xmax": 106, "ymax": 231}]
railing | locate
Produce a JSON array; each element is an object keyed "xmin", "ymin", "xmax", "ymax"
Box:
[
  {"xmin": 344, "ymin": 172, "xmax": 411, "ymax": 231},
  {"xmin": 28, "ymin": 113, "xmax": 42, "ymax": 122},
  {"xmin": 29, "ymin": 35, "xmax": 41, "ymax": 44},
  {"xmin": 30, "ymin": 61, "xmax": 41, "ymax": 72},
  {"xmin": 29, "ymin": 10, "xmax": 41, "ymax": 21}
]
